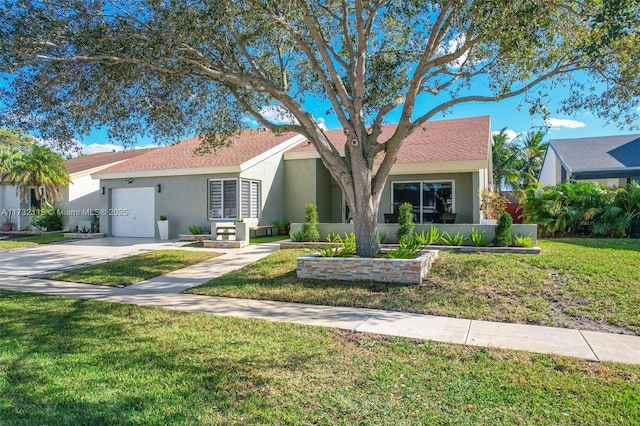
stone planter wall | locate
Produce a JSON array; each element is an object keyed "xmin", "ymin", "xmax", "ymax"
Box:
[
  {"xmin": 296, "ymin": 251, "xmax": 438, "ymax": 285},
  {"xmin": 63, "ymin": 232, "xmax": 106, "ymax": 239},
  {"xmin": 179, "ymin": 234, "xmax": 212, "ymax": 241}
]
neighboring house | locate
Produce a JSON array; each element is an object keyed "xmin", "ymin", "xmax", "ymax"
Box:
[
  {"xmin": 93, "ymin": 116, "xmax": 492, "ymax": 239},
  {"xmin": 539, "ymin": 134, "xmax": 640, "ymax": 187},
  {"xmin": 0, "ymin": 149, "xmax": 152, "ymax": 231}
]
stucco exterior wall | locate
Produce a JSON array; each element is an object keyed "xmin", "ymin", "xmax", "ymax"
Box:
[
  {"xmin": 539, "ymin": 149, "xmax": 561, "ymax": 186},
  {"xmin": 239, "ymin": 149, "xmax": 287, "ymax": 226},
  {"xmin": 55, "ymin": 173, "xmax": 101, "ymax": 230},
  {"xmin": 284, "ymin": 158, "xmax": 318, "ymax": 223}
]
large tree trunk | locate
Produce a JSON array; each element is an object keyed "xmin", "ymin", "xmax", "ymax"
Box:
[
  {"xmin": 352, "ymin": 195, "xmax": 381, "ymax": 257},
  {"xmin": 346, "ymin": 137, "xmax": 382, "ymax": 257}
]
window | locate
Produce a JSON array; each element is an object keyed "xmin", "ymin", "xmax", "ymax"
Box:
[
  {"xmin": 209, "ymin": 178, "xmax": 260, "ymax": 220},
  {"xmin": 240, "ymin": 179, "xmax": 260, "ymax": 219},
  {"xmin": 30, "ymin": 188, "xmax": 42, "ymax": 209},
  {"xmin": 392, "ymin": 180, "xmax": 454, "ymax": 223}
]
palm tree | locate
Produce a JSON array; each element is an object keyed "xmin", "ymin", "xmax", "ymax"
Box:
[
  {"xmin": 0, "ymin": 144, "xmax": 23, "ymax": 181},
  {"xmin": 509, "ymin": 131, "xmax": 548, "ymax": 200},
  {"xmin": 7, "ymin": 144, "xmax": 70, "ymax": 206},
  {"xmin": 491, "ymin": 128, "xmax": 520, "ymax": 192}
]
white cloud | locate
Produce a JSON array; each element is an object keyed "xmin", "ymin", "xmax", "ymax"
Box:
[
  {"xmin": 258, "ymin": 106, "xmax": 299, "ymax": 125},
  {"xmin": 436, "ymin": 34, "xmax": 470, "ymax": 69},
  {"xmin": 636, "ymin": 106, "xmax": 640, "ymax": 111},
  {"xmin": 544, "ymin": 118, "xmax": 586, "ymax": 129},
  {"xmin": 492, "ymin": 129, "xmax": 519, "ymax": 143},
  {"xmin": 81, "ymin": 143, "xmax": 123, "ymax": 155}
]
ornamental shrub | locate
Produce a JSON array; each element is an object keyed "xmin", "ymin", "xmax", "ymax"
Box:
[
  {"xmin": 396, "ymin": 202, "xmax": 415, "ymax": 242},
  {"xmin": 301, "ymin": 203, "xmax": 320, "ymax": 242},
  {"xmin": 494, "ymin": 212, "xmax": 513, "ymax": 247},
  {"xmin": 30, "ymin": 206, "xmax": 63, "ymax": 231}
]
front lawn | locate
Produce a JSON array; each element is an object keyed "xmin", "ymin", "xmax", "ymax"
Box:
[
  {"xmin": 49, "ymin": 250, "xmax": 222, "ymax": 286},
  {"xmin": 0, "ymin": 290, "xmax": 638, "ymax": 425},
  {"xmin": 188, "ymin": 239, "xmax": 640, "ymax": 334},
  {"xmin": 0, "ymin": 232, "xmax": 66, "ymax": 250}
]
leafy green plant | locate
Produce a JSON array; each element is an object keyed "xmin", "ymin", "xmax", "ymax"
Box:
[
  {"xmin": 30, "ymin": 206, "xmax": 63, "ymax": 231},
  {"xmin": 272, "ymin": 219, "xmax": 290, "ymax": 231},
  {"xmin": 414, "ymin": 226, "xmax": 441, "ymax": 245},
  {"xmin": 593, "ymin": 181, "xmax": 640, "ymax": 237},
  {"xmin": 396, "ymin": 202, "xmax": 415, "ymax": 242},
  {"xmin": 318, "ymin": 245, "xmax": 338, "ymax": 257},
  {"xmin": 326, "ymin": 232, "xmax": 340, "ymax": 243},
  {"xmin": 520, "ymin": 181, "xmax": 615, "ymax": 236},
  {"xmin": 378, "ymin": 232, "xmax": 387, "ymax": 244},
  {"xmin": 159, "ymin": 215, "xmax": 167, "ymax": 221},
  {"xmin": 319, "ymin": 233, "xmax": 356, "ymax": 257},
  {"xmin": 236, "ymin": 218, "xmax": 244, "ymax": 222},
  {"xmin": 440, "ymin": 231, "xmax": 466, "ymax": 246},
  {"xmin": 188, "ymin": 224, "xmax": 203, "ymax": 235},
  {"xmin": 468, "ymin": 228, "xmax": 487, "ymax": 246},
  {"xmin": 386, "ymin": 236, "xmax": 425, "ymax": 259},
  {"xmin": 290, "ymin": 229, "xmax": 304, "ymax": 242},
  {"xmin": 301, "ymin": 203, "xmax": 320, "ymax": 242},
  {"xmin": 513, "ymin": 234, "xmax": 534, "ymax": 247},
  {"xmin": 494, "ymin": 212, "xmax": 513, "ymax": 247}
]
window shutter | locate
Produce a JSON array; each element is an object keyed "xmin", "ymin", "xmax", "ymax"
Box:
[
  {"xmin": 250, "ymin": 181, "xmax": 259, "ymax": 218},
  {"xmin": 241, "ymin": 180, "xmax": 250, "ymax": 218},
  {"xmin": 223, "ymin": 180, "xmax": 237, "ymax": 218},
  {"xmin": 210, "ymin": 181, "xmax": 222, "ymax": 219}
]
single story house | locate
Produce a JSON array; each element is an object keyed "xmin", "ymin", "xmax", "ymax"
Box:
[
  {"xmin": 93, "ymin": 116, "xmax": 493, "ymax": 239},
  {"xmin": 539, "ymin": 134, "xmax": 640, "ymax": 187},
  {"xmin": 0, "ymin": 149, "xmax": 152, "ymax": 231}
]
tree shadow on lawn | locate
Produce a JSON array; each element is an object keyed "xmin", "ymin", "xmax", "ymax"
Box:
[{"xmin": 0, "ymin": 291, "xmax": 320, "ymax": 424}]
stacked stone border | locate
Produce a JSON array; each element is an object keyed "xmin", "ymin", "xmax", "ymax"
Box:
[{"xmin": 296, "ymin": 251, "xmax": 438, "ymax": 285}]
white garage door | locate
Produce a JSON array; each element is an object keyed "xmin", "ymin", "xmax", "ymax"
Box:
[{"xmin": 112, "ymin": 187, "xmax": 155, "ymax": 237}]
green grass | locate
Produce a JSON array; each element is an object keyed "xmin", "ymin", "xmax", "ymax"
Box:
[
  {"xmin": 250, "ymin": 234, "xmax": 289, "ymax": 244},
  {"xmin": 0, "ymin": 290, "xmax": 638, "ymax": 425},
  {"xmin": 0, "ymin": 233, "xmax": 66, "ymax": 250},
  {"xmin": 50, "ymin": 250, "xmax": 222, "ymax": 286},
  {"xmin": 188, "ymin": 239, "xmax": 640, "ymax": 334}
]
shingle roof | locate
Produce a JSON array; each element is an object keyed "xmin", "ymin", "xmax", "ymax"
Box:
[
  {"xmin": 97, "ymin": 130, "xmax": 300, "ymax": 174},
  {"xmin": 549, "ymin": 134, "xmax": 640, "ymax": 172},
  {"xmin": 65, "ymin": 149, "xmax": 156, "ymax": 174},
  {"xmin": 288, "ymin": 115, "xmax": 491, "ymax": 163}
]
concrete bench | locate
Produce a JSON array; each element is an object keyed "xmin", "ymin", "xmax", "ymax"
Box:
[{"xmin": 249, "ymin": 225, "xmax": 277, "ymax": 238}]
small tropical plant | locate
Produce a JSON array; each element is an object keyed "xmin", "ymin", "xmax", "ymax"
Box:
[
  {"xmin": 320, "ymin": 232, "xmax": 356, "ymax": 257},
  {"xmin": 188, "ymin": 224, "xmax": 203, "ymax": 235},
  {"xmin": 272, "ymin": 219, "xmax": 290, "ymax": 234},
  {"xmin": 290, "ymin": 229, "xmax": 304, "ymax": 242},
  {"xmin": 513, "ymin": 234, "xmax": 534, "ymax": 247},
  {"xmin": 494, "ymin": 212, "xmax": 513, "ymax": 247},
  {"xmin": 378, "ymin": 232, "xmax": 387, "ymax": 244},
  {"xmin": 30, "ymin": 206, "xmax": 63, "ymax": 231},
  {"xmin": 468, "ymin": 228, "xmax": 487, "ymax": 246},
  {"xmin": 396, "ymin": 202, "xmax": 415, "ymax": 241},
  {"xmin": 386, "ymin": 236, "xmax": 425, "ymax": 259},
  {"xmin": 440, "ymin": 231, "xmax": 466, "ymax": 246},
  {"xmin": 480, "ymin": 189, "xmax": 509, "ymax": 220},
  {"xmin": 301, "ymin": 203, "xmax": 320, "ymax": 242},
  {"xmin": 414, "ymin": 226, "xmax": 441, "ymax": 245},
  {"xmin": 159, "ymin": 215, "xmax": 167, "ymax": 221}
]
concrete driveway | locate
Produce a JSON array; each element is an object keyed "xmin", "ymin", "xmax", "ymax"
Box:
[{"xmin": 0, "ymin": 237, "xmax": 183, "ymax": 277}]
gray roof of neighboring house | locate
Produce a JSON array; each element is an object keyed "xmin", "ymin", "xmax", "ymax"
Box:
[{"xmin": 549, "ymin": 134, "xmax": 640, "ymax": 179}]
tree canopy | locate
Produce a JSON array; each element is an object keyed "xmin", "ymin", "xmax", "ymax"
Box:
[{"xmin": 1, "ymin": 0, "xmax": 638, "ymax": 255}]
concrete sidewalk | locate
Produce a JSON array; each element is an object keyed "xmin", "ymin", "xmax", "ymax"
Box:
[{"xmin": 1, "ymin": 242, "xmax": 638, "ymax": 365}]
